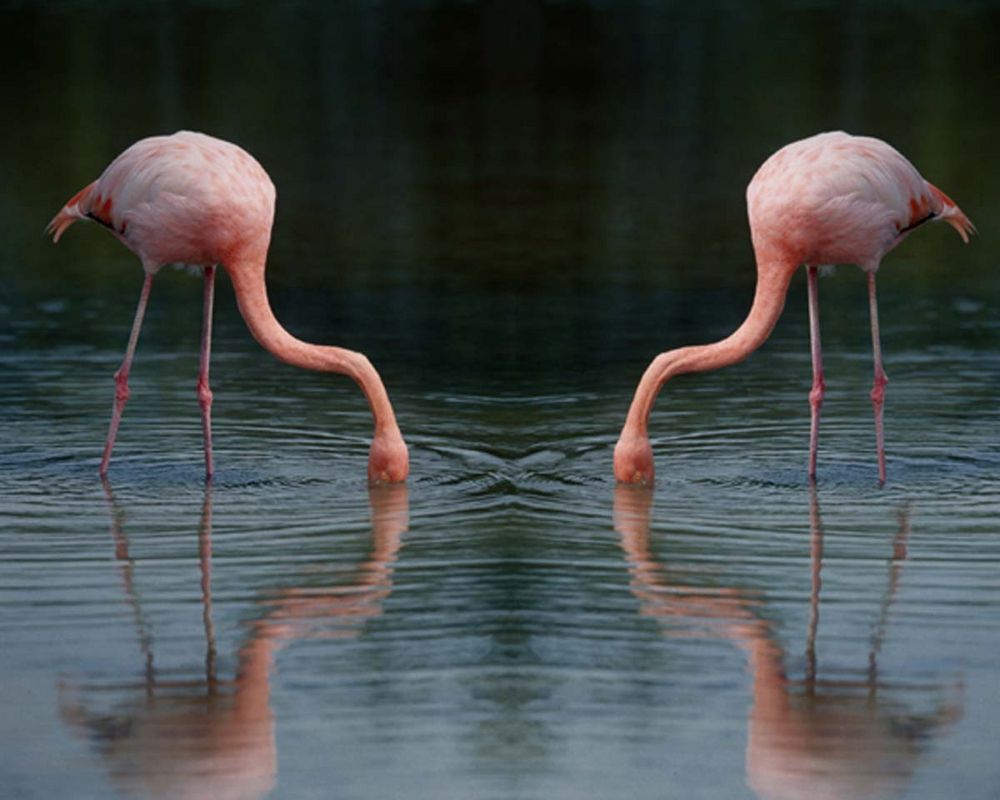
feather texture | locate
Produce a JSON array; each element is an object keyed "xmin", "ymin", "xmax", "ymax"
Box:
[
  {"xmin": 47, "ymin": 131, "xmax": 276, "ymax": 270},
  {"xmin": 746, "ymin": 131, "xmax": 972, "ymax": 270}
]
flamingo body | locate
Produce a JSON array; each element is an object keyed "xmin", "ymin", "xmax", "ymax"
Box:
[
  {"xmin": 50, "ymin": 132, "xmax": 276, "ymax": 271},
  {"xmin": 748, "ymin": 132, "xmax": 972, "ymax": 270},
  {"xmin": 614, "ymin": 131, "xmax": 973, "ymax": 485},
  {"xmin": 49, "ymin": 131, "xmax": 408, "ymax": 483}
]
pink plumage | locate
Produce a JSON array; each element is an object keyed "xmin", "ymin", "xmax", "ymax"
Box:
[
  {"xmin": 747, "ymin": 131, "xmax": 974, "ymax": 270},
  {"xmin": 48, "ymin": 131, "xmax": 408, "ymax": 483},
  {"xmin": 48, "ymin": 131, "xmax": 276, "ymax": 270},
  {"xmin": 615, "ymin": 131, "xmax": 974, "ymax": 485}
]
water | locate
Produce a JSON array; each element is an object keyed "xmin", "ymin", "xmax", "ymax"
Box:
[{"xmin": 2, "ymin": 2, "xmax": 1000, "ymax": 798}]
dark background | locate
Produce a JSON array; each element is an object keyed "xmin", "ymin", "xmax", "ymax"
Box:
[{"xmin": 2, "ymin": 5, "xmax": 999, "ymax": 799}]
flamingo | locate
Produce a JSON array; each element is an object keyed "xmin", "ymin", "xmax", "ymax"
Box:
[
  {"xmin": 614, "ymin": 131, "xmax": 974, "ymax": 486},
  {"xmin": 47, "ymin": 131, "xmax": 408, "ymax": 483}
]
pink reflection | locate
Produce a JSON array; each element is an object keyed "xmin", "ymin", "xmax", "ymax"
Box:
[
  {"xmin": 613, "ymin": 485, "xmax": 962, "ymax": 800},
  {"xmin": 60, "ymin": 481, "xmax": 408, "ymax": 800}
]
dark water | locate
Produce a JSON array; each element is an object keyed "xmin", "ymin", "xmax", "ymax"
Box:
[{"xmin": 2, "ymin": 2, "xmax": 1000, "ymax": 798}]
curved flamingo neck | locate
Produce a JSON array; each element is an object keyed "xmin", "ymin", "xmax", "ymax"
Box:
[
  {"xmin": 225, "ymin": 249, "xmax": 401, "ymax": 437},
  {"xmin": 623, "ymin": 256, "xmax": 796, "ymax": 437}
]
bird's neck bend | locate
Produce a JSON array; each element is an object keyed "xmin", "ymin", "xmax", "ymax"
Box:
[
  {"xmin": 623, "ymin": 257, "xmax": 795, "ymax": 436},
  {"xmin": 225, "ymin": 250, "xmax": 401, "ymax": 437}
]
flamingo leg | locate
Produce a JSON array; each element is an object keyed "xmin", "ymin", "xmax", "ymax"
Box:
[
  {"xmin": 867, "ymin": 270, "xmax": 889, "ymax": 485},
  {"xmin": 807, "ymin": 266, "xmax": 825, "ymax": 481},
  {"xmin": 100, "ymin": 273, "xmax": 154, "ymax": 476},
  {"xmin": 198, "ymin": 266, "xmax": 216, "ymax": 479}
]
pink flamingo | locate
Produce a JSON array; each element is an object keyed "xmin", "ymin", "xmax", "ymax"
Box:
[
  {"xmin": 614, "ymin": 131, "xmax": 974, "ymax": 486},
  {"xmin": 48, "ymin": 131, "xmax": 408, "ymax": 483}
]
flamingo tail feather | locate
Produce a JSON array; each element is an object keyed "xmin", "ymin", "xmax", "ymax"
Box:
[
  {"xmin": 46, "ymin": 181, "xmax": 98, "ymax": 243},
  {"xmin": 928, "ymin": 182, "xmax": 976, "ymax": 244}
]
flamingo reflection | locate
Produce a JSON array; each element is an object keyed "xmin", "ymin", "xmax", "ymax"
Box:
[
  {"xmin": 613, "ymin": 485, "xmax": 962, "ymax": 800},
  {"xmin": 60, "ymin": 481, "xmax": 408, "ymax": 800}
]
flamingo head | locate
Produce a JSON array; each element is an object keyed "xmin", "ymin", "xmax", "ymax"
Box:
[
  {"xmin": 613, "ymin": 432, "xmax": 655, "ymax": 485},
  {"xmin": 368, "ymin": 429, "xmax": 410, "ymax": 484}
]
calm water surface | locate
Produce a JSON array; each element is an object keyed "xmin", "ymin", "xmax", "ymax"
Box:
[{"xmin": 2, "ymin": 3, "xmax": 1000, "ymax": 799}]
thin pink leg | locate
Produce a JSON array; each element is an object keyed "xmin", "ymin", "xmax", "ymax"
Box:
[
  {"xmin": 807, "ymin": 266, "xmax": 825, "ymax": 481},
  {"xmin": 868, "ymin": 271, "xmax": 889, "ymax": 485},
  {"xmin": 100, "ymin": 273, "xmax": 154, "ymax": 477},
  {"xmin": 198, "ymin": 266, "xmax": 216, "ymax": 479}
]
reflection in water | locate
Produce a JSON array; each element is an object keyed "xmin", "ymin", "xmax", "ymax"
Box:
[
  {"xmin": 613, "ymin": 486, "xmax": 962, "ymax": 800},
  {"xmin": 60, "ymin": 482, "xmax": 409, "ymax": 800}
]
